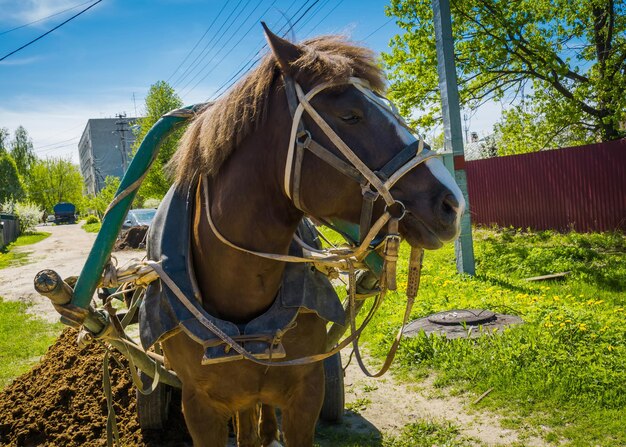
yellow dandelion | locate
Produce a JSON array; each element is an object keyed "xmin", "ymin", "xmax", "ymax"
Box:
[
  {"xmin": 553, "ymin": 296, "xmax": 560, "ymax": 302},
  {"xmin": 559, "ymin": 322, "xmax": 566, "ymax": 328},
  {"xmin": 578, "ymin": 323, "xmax": 587, "ymax": 331},
  {"xmin": 607, "ymin": 345, "xmax": 614, "ymax": 352}
]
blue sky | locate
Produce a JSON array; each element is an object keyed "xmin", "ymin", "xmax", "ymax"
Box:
[{"xmin": 0, "ymin": 0, "xmax": 499, "ymax": 163}]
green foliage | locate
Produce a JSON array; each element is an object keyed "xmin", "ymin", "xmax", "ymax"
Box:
[
  {"xmin": 9, "ymin": 125, "xmax": 36, "ymax": 178},
  {"xmin": 384, "ymin": 0, "xmax": 626, "ymax": 149},
  {"xmin": 27, "ymin": 157, "xmax": 84, "ymax": 212},
  {"xmin": 0, "ymin": 128, "xmax": 9, "ymax": 155},
  {"xmin": 384, "ymin": 420, "xmax": 466, "ymax": 447},
  {"xmin": 83, "ymin": 176, "xmax": 120, "ymax": 217},
  {"xmin": 0, "ymin": 297, "xmax": 61, "ymax": 388},
  {"xmin": 354, "ymin": 228, "xmax": 625, "ymax": 445},
  {"xmin": 0, "ymin": 154, "xmax": 25, "ymax": 202},
  {"xmin": 142, "ymin": 197, "xmax": 161, "ymax": 209},
  {"xmin": 84, "ymin": 214, "xmax": 100, "ymax": 224},
  {"xmin": 81, "ymin": 222, "xmax": 101, "ymax": 233},
  {"xmin": 13, "ymin": 202, "xmax": 42, "ymax": 232},
  {"xmin": 132, "ymin": 81, "xmax": 184, "ymax": 200}
]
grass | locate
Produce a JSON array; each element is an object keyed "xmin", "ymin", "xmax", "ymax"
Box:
[
  {"xmin": 82, "ymin": 222, "xmax": 100, "ymax": 233},
  {"xmin": 316, "ymin": 418, "xmax": 476, "ymax": 446},
  {"xmin": 342, "ymin": 227, "xmax": 626, "ymax": 446},
  {"xmin": 0, "ymin": 231, "xmax": 50, "ymax": 269},
  {"xmin": 81, "ymin": 221, "xmax": 102, "ymax": 233},
  {"xmin": 0, "ymin": 297, "xmax": 62, "ymax": 389}
]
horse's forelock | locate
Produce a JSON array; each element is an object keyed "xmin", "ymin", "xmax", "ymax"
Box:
[{"xmin": 170, "ymin": 35, "xmax": 385, "ymax": 189}]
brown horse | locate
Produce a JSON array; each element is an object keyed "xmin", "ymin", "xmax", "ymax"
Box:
[{"xmin": 157, "ymin": 26, "xmax": 464, "ymax": 446}]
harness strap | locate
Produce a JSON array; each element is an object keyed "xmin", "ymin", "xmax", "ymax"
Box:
[
  {"xmin": 377, "ymin": 140, "xmax": 424, "ymax": 180},
  {"xmin": 351, "ymin": 247, "xmax": 423, "ymax": 377},
  {"xmin": 147, "ymin": 260, "xmax": 384, "ymax": 367},
  {"xmin": 201, "ymin": 176, "xmax": 390, "ymax": 265}
]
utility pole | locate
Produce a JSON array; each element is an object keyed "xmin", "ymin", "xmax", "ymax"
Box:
[
  {"xmin": 432, "ymin": 0, "xmax": 476, "ymax": 275},
  {"xmin": 114, "ymin": 113, "xmax": 129, "ymax": 172},
  {"xmin": 132, "ymin": 93, "xmax": 138, "ymax": 117}
]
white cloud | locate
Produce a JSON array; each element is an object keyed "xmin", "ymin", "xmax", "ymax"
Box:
[
  {"xmin": 0, "ymin": 0, "xmax": 83, "ymax": 25},
  {"xmin": 0, "ymin": 56, "xmax": 43, "ymax": 66}
]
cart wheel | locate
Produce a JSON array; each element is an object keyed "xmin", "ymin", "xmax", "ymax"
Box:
[
  {"xmin": 319, "ymin": 353, "xmax": 344, "ymax": 424},
  {"xmin": 136, "ymin": 370, "xmax": 173, "ymax": 430}
]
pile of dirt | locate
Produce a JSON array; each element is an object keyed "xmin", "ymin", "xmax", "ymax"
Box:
[
  {"xmin": 115, "ymin": 226, "xmax": 149, "ymax": 250},
  {"xmin": 0, "ymin": 328, "xmax": 190, "ymax": 447}
]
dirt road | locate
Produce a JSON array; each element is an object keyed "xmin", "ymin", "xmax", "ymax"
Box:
[
  {"xmin": 0, "ymin": 224, "xmax": 542, "ymax": 446},
  {"xmin": 0, "ymin": 223, "xmax": 141, "ymax": 322}
]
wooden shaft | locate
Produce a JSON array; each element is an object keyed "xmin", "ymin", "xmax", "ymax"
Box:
[{"xmin": 34, "ymin": 269, "xmax": 73, "ymax": 305}]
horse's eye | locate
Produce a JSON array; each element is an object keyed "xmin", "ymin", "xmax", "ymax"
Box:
[{"xmin": 340, "ymin": 113, "xmax": 361, "ymax": 124}]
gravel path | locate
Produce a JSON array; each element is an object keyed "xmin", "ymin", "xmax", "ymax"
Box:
[{"xmin": 0, "ymin": 223, "xmax": 141, "ymax": 322}]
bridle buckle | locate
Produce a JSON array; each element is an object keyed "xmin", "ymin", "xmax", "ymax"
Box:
[{"xmin": 296, "ymin": 130, "xmax": 312, "ymax": 149}]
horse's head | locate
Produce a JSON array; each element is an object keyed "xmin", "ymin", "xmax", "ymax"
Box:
[{"xmin": 264, "ymin": 26, "xmax": 464, "ymax": 249}]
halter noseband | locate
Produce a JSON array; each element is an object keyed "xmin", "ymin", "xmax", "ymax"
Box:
[{"xmin": 281, "ymin": 74, "xmax": 437, "ymax": 245}]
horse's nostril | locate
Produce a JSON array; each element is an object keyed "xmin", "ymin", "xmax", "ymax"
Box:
[{"xmin": 439, "ymin": 193, "xmax": 459, "ymax": 225}]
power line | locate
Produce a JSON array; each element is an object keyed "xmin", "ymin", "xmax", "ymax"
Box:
[
  {"xmin": 172, "ymin": 0, "xmax": 249, "ymax": 88},
  {"xmin": 302, "ymin": 0, "xmax": 345, "ymax": 39},
  {"xmin": 34, "ymin": 136, "xmax": 80, "ymax": 150},
  {"xmin": 180, "ymin": 0, "xmax": 279, "ymax": 97},
  {"xmin": 0, "ymin": 0, "xmax": 103, "ymax": 62},
  {"xmin": 165, "ymin": 1, "xmax": 230, "ymax": 83},
  {"xmin": 0, "ymin": 0, "xmax": 95, "ymax": 36},
  {"xmin": 206, "ymin": 0, "xmax": 322, "ymax": 101},
  {"xmin": 203, "ymin": 1, "xmax": 308, "ymax": 99},
  {"xmin": 178, "ymin": 0, "xmax": 265, "ymax": 94},
  {"xmin": 362, "ymin": 18, "xmax": 393, "ymax": 42}
]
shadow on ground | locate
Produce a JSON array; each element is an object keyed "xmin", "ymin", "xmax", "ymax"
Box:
[{"xmin": 316, "ymin": 410, "xmax": 382, "ymax": 446}]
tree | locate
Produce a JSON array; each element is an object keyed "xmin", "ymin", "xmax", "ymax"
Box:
[
  {"xmin": 87, "ymin": 176, "xmax": 120, "ymax": 217},
  {"xmin": 0, "ymin": 128, "xmax": 9, "ymax": 155},
  {"xmin": 383, "ymin": 0, "xmax": 626, "ymax": 148},
  {"xmin": 0, "ymin": 153, "xmax": 25, "ymax": 202},
  {"xmin": 133, "ymin": 81, "xmax": 184, "ymax": 200},
  {"xmin": 27, "ymin": 157, "xmax": 84, "ymax": 212},
  {"xmin": 10, "ymin": 126, "xmax": 36, "ymax": 177}
]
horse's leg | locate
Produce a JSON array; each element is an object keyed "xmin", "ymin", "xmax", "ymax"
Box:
[
  {"xmin": 181, "ymin": 386, "xmax": 230, "ymax": 447},
  {"xmin": 259, "ymin": 404, "xmax": 280, "ymax": 446},
  {"xmin": 236, "ymin": 405, "xmax": 261, "ymax": 447},
  {"xmin": 280, "ymin": 365, "xmax": 325, "ymax": 447}
]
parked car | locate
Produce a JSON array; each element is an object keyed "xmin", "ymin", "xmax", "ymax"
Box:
[
  {"xmin": 53, "ymin": 202, "xmax": 76, "ymax": 224},
  {"xmin": 122, "ymin": 208, "xmax": 157, "ymax": 229}
]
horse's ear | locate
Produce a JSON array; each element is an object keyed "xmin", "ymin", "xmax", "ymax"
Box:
[{"xmin": 261, "ymin": 22, "xmax": 301, "ymax": 74}]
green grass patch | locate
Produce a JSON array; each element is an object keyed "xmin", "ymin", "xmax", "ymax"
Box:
[
  {"xmin": 81, "ymin": 221, "xmax": 101, "ymax": 233},
  {"xmin": 338, "ymin": 227, "xmax": 626, "ymax": 446},
  {"xmin": 0, "ymin": 231, "xmax": 50, "ymax": 269},
  {"xmin": 0, "ymin": 297, "xmax": 62, "ymax": 389},
  {"xmin": 316, "ymin": 418, "xmax": 473, "ymax": 447}
]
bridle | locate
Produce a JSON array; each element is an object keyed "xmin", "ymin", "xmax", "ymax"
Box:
[{"xmin": 282, "ymin": 74, "xmax": 437, "ymax": 247}]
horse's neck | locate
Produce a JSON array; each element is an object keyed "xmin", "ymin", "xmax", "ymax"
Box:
[{"xmin": 191, "ymin": 138, "xmax": 301, "ymax": 324}]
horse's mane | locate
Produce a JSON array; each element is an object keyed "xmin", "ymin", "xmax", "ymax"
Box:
[{"xmin": 169, "ymin": 35, "xmax": 386, "ymax": 187}]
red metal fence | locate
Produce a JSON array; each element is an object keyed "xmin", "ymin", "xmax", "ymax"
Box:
[{"xmin": 465, "ymin": 139, "xmax": 626, "ymax": 232}]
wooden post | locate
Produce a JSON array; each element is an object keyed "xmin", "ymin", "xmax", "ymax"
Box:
[{"xmin": 432, "ymin": 0, "xmax": 476, "ymax": 275}]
